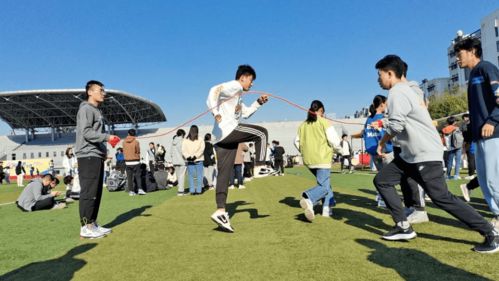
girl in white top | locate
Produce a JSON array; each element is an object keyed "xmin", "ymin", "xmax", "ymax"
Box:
[
  {"xmin": 182, "ymin": 125, "xmax": 205, "ymax": 195},
  {"xmin": 62, "ymin": 147, "xmax": 77, "ymax": 176}
]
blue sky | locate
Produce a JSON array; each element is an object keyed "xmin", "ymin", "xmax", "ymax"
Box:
[{"xmin": 0, "ymin": 1, "xmax": 497, "ymax": 134}]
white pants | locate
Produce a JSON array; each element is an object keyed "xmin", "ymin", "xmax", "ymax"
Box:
[{"xmin": 17, "ymin": 175, "xmax": 24, "ymax": 186}]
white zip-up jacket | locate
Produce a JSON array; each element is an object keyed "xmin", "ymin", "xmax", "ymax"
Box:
[{"xmin": 206, "ymin": 80, "xmax": 261, "ymax": 142}]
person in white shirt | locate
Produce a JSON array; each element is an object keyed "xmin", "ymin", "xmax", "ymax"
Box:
[
  {"xmin": 206, "ymin": 65, "xmax": 269, "ymax": 232},
  {"xmin": 182, "ymin": 125, "xmax": 205, "ymax": 195},
  {"xmin": 63, "ymin": 147, "xmax": 77, "ymax": 177}
]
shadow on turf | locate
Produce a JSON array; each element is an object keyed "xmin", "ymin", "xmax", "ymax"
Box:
[
  {"xmin": 0, "ymin": 243, "xmax": 97, "ymax": 281},
  {"xmin": 103, "ymin": 205, "xmax": 152, "ymax": 228},
  {"xmin": 226, "ymin": 201, "xmax": 270, "ymax": 219},
  {"xmin": 212, "ymin": 201, "xmax": 270, "ymax": 233},
  {"xmin": 356, "ymin": 239, "xmax": 491, "ymax": 281}
]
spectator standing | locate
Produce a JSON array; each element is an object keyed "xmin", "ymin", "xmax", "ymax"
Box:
[
  {"xmin": 461, "ymin": 113, "xmax": 475, "ymax": 179},
  {"xmin": 182, "ymin": 125, "xmax": 205, "ymax": 195},
  {"xmin": 75, "ymin": 80, "xmax": 118, "ymax": 239},
  {"xmin": 15, "ymin": 161, "xmax": 26, "ymax": 187},
  {"xmin": 145, "ymin": 142, "xmax": 156, "ymax": 172},
  {"xmin": 339, "ymin": 135, "xmax": 354, "ymax": 173},
  {"xmin": 442, "ymin": 116, "xmax": 464, "ymax": 179},
  {"xmin": 115, "ymin": 148, "xmax": 126, "ymax": 173},
  {"xmin": 168, "ymin": 129, "xmax": 187, "ymax": 196},
  {"xmin": 203, "ymin": 133, "xmax": 216, "ymax": 190},
  {"xmin": 123, "ymin": 129, "xmax": 146, "ymax": 196},
  {"xmin": 272, "ymin": 141, "xmax": 285, "ymax": 176},
  {"xmin": 63, "ymin": 147, "xmax": 77, "ymax": 177},
  {"xmin": 229, "ymin": 142, "xmax": 248, "ymax": 189},
  {"xmin": 3, "ymin": 165, "xmax": 10, "ymax": 184}
]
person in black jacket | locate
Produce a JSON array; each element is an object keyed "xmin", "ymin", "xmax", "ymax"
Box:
[
  {"xmin": 461, "ymin": 113, "xmax": 475, "ymax": 179},
  {"xmin": 203, "ymin": 133, "xmax": 216, "ymax": 190},
  {"xmin": 272, "ymin": 140, "xmax": 285, "ymax": 176},
  {"xmin": 15, "ymin": 161, "xmax": 26, "ymax": 187}
]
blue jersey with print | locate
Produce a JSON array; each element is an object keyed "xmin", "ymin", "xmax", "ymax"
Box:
[{"xmin": 364, "ymin": 114, "xmax": 393, "ymax": 155}]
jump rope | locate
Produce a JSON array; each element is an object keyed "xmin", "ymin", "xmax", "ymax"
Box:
[{"xmin": 131, "ymin": 90, "xmax": 365, "ymax": 141}]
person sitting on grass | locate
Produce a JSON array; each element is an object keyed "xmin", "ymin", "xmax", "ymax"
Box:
[
  {"xmin": 294, "ymin": 100, "xmax": 341, "ymax": 221},
  {"xmin": 166, "ymin": 165, "xmax": 178, "ymax": 189},
  {"xmin": 16, "ymin": 174, "xmax": 66, "ymax": 212},
  {"xmin": 63, "ymin": 175, "xmax": 80, "ymax": 202}
]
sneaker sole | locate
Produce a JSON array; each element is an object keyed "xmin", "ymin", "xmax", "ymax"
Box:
[
  {"xmin": 300, "ymin": 199, "xmax": 315, "ymax": 221},
  {"xmin": 460, "ymin": 185, "xmax": 470, "ymax": 202},
  {"xmin": 474, "ymin": 246, "xmax": 499, "ymax": 254},
  {"xmin": 80, "ymin": 234, "xmax": 105, "ymax": 239},
  {"xmin": 382, "ymin": 232, "xmax": 417, "ymax": 241}
]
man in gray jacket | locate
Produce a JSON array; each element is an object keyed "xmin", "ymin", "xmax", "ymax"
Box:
[
  {"xmin": 16, "ymin": 174, "xmax": 64, "ymax": 211},
  {"xmin": 75, "ymin": 80, "xmax": 118, "ymax": 239},
  {"xmin": 373, "ymin": 55, "xmax": 498, "ymax": 254}
]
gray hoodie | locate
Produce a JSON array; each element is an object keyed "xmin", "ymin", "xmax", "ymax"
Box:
[
  {"xmin": 386, "ymin": 82, "xmax": 442, "ymax": 163},
  {"xmin": 75, "ymin": 101, "xmax": 109, "ymax": 159},
  {"xmin": 16, "ymin": 179, "xmax": 53, "ymax": 211},
  {"xmin": 167, "ymin": 136, "xmax": 186, "ymax": 166}
]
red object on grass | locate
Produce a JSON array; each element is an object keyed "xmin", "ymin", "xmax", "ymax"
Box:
[{"xmin": 108, "ymin": 136, "xmax": 121, "ymax": 148}]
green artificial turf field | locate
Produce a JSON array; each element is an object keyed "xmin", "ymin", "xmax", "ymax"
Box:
[{"xmin": 0, "ymin": 166, "xmax": 496, "ymax": 281}]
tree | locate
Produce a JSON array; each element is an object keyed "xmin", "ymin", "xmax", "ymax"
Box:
[{"xmin": 428, "ymin": 90, "xmax": 468, "ymax": 120}]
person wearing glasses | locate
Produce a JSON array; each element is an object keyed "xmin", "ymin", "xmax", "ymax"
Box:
[{"xmin": 75, "ymin": 80, "xmax": 119, "ymax": 239}]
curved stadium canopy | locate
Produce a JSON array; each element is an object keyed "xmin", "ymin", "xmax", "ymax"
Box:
[{"xmin": 0, "ymin": 89, "xmax": 166, "ymax": 129}]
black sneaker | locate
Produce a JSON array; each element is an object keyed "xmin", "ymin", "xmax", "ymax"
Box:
[
  {"xmin": 474, "ymin": 230, "xmax": 499, "ymax": 254},
  {"xmin": 382, "ymin": 225, "xmax": 417, "ymax": 241}
]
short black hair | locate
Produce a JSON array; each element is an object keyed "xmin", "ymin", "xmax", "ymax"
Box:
[
  {"xmin": 52, "ymin": 178, "xmax": 60, "ymax": 185},
  {"xmin": 235, "ymin": 65, "xmax": 256, "ymax": 80},
  {"xmin": 453, "ymin": 38, "xmax": 482, "ymax": 58},
  {"xmin": 204, "ymin": 133, "xmax": 211, "ymax": 141},
  {"xmin": 342, "ymin": 134, "xmax": 348, "ymax": 138},
  {"xmin": 375, "ymin": 55, "xmax": 405, "ymax": 79},
  {"xmin": 128, "ymin": 129, "xmax": 136, "ymax": 136},
  {"xmin": 176, "ymin": 129, "xmax": 186, "ymax": 137},
  {"xmin": 63, "ymin": 175, "xmax": 74, "ymax": 185},
  {"xmin": 462, "ymin": 113, "xmax": 469, "ymax": 119},
  {"xmin": 447, "ymin": 116, "xmax": 456, "ymax": 125},
  {"xmin": 84, "ymin": 80, "xmax": 104, "ymax": 100}
]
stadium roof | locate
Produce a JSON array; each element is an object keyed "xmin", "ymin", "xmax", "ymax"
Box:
[{"xmin": 0, "ymin": 89, "xmax": 166, "ymax": 129}]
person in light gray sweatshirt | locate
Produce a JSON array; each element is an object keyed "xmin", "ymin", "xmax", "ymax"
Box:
[
  {"xmin": 75, "ymin": 80, "xmax": 118, "ymax": 239},
  {"xmin": 372, "ymin": 55, "xmax": 498, "ymax": 254},
  {"xmin": 16, "ymin": 174, "xmax": 60, "ymax": 211}
]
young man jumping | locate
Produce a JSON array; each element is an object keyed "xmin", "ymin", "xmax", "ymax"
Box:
[
  {"xmin": 373, "ymin": 55, "xmax": 499, "ymax": 253},
  {"xmin": 206, "ymin": 65, "xmax": 269, "ymax": 232}
]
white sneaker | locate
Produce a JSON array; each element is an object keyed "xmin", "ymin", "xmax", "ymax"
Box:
[
  {"xmin": 129, "ymin": 191, "xmax": 137, "ymax": 196},
  {"xmin": 65, "ymin": 198, "xmax": 75, "ymax": 203},
  {"xmin": 138, "ymin": 189, "xmax": 147, "ymax": 195},
  {"xmin": 238, "ymin": 185, "xmax": 246, "ymax": 189},
  {"xmin": 300, "ymin": 197, "xmax": 315, "ymax": 221},
  {"xmin": 407, "ymin": 210, "xmax": 429, "ymax": 224},
  {"xmin": 322, "ymin": 207, "xmax": 333, "ymax": 217},
  {"xmin": 80, "ymin": 225, "xmax": 105, "ymax": 239},
  {"xmin": 94, "ymin": 222, "xmax": 112, "ymax": 235},
  {"xmin": 460, "ymin": 184, "xmax": 471, "ymax": 202},
  {"xmin": 52, "ymin": 202, "xmax": 67, "ymax": 210},
  {"xmin": 464, "ymin": 175, "xmax": 476, "ymax": 180},
  {"xmin": 210, "ymin": 210, "xmax": 234, "ymax": 232},
  {"xmin": 228, "ymin": 185, "xmax": 235, "ymax": 190}
]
